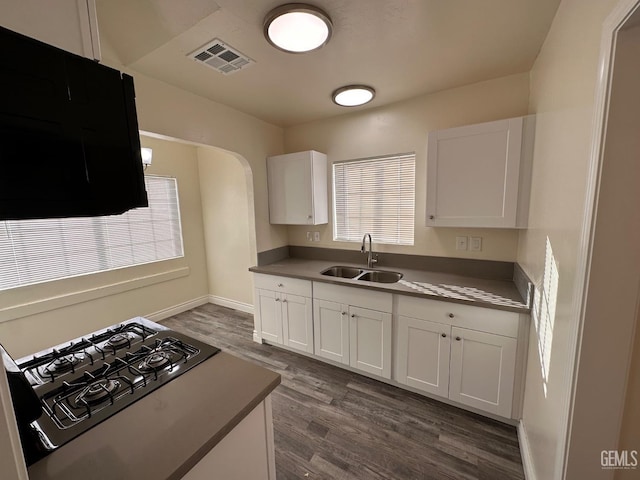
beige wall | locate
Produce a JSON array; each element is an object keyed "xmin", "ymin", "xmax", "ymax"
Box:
[
  {"xmin": 0, "ymin": 136, "xmax": 210, "ymax": 358},
  {"xmin": 284, "ymin": 73, "xmax": 530, "ymax": 262},
  {"xmin": 517, "ymin": 0, "xmax": 620, "ymax": 479},
  {"xmin": 108, "ymin": 65, "xmax": 287, "ymax": 256},
  {"xmin": 197, "ymin": 147, "xmax": 254, "ymax": 306}
]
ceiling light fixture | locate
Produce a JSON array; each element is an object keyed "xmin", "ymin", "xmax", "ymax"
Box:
[
  {"xmin": 332, "ymin": 85, "xmax": 376, "ymax": 107},
  {"xmin": 264, "ymin": 3, "xmax": 333, "ymax": 53}
]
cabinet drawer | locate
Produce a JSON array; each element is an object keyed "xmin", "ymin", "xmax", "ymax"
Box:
[
  {"xmin": 254, "ymin": 273, "xmax": 312, "ymax": 297},
  {"xmin": 397, "ymin": 295, "xmax": 518, "ymax": 338},
  {"xmin": 313, "ymin": 282, "xmax": 392, "ymax": 313}
]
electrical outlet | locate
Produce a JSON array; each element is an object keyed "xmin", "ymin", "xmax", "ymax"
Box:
[
  {"xmin": 455, "ymin": 236, "xmax": 468, "ymax": 251},
  {"xmin": 470, "ymin": 236, "xmax": 483, "ymax": 252},
  {"xmin": 313, "ymin": 231, "xmax": 320, "ymax": 242},
  {"xmin": 306, "ymin": 231, "xmax": 312, "ymax": 241}
]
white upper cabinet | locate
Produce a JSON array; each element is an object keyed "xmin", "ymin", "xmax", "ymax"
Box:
[
  {"xmin": 0, "ymin": 0, "xmax": 100, "ymax": 59},
  {"xmin": 267, "ymin": 150, "xmax": 328, "ymax": 225},
  {"xmin": 426, "ymin": 115, "xmax": 535, "ymax": 228}
]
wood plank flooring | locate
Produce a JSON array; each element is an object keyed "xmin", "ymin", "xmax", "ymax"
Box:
[{"xmin": 161, "ymin": 303, "xmax": 525, "ymax": 480}]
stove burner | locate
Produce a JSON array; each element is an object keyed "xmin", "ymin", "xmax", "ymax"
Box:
[
  {"xmin": 105, "ymin": 333, "xmax": 132, "ymax": 350},
  {"xmin": 40, "ymin": 353, "xmax": 83, "ymax": 377},
  {"xmin": 139, "ymin": 351, "xmax": 171, "ymax": 371},
  {"xmin": 75, "ymin": 379, "xmax": 120, "ymax": 406}
]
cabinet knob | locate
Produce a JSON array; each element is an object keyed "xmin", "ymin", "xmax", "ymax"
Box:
[
  {"xmin": 307, "ymin": 215, "xmax": 312, "ymax": 219},
  {"xmin": 282, "ymin": 299, "xmax": 287, "ymax": 303},
  {"xmin": 351, "ymin": 314, "xmax": 356, "ymax": 318},
  {"xmin": 455, "ymin": 336, "xmax": 461, "ymax": 341},
  {"xmin": 341, "ymin": 311, "xmax": 347, "ymax": 316},
  {"xmin": 275, "ymin": 298, "xmax": 280, "ymax": 302},
  {"xmin": 277, "ymin": 283, "xmax": 283, "ymax": 287},
  {"xmin": 429, "ymin": 215, "xmax": 435, "ymax": 220},
  {"xmin": 448, "ymin": 313, "xmax": 454, "ymax": 318},
  {"xmin": 441, "ymin": 333, "xmax": 447, "ymax": 338}
]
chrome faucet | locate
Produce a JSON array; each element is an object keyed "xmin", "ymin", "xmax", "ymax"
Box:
[{"xmin": 360, "ymin": 233, "xmax": 378, "ymax": 268}]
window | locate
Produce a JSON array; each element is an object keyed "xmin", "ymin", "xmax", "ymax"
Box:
[
  {"xmin": 0, "ymin": 176, "xmax": 184, "ymax": 291},
  {"xmin": 333, "ymin": 153, "xmax": 415, "ymax": 245}
]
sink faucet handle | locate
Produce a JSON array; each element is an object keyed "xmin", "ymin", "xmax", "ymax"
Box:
[{"xmin": 371, "ymin": 253, "xmax": 379, "ymax": 265}]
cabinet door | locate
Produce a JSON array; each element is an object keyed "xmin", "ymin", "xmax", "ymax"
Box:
[
  {"xmin": 395, "ymin": 316, "xmax": 450, "ymax": 397},
  {"xmin": 255, "ymin": 289, "xmax": 282, "ymax": 345},
  {"xmin": 281, "ymin": 294, "xmax": 313, "ymax": 354},
  {"xmin": 349, "ymin": 306, "xmax": 392, "ymax": 379},
  {"xmin": 267, "ymin": 152, "xmax": 314, "ymax": 225},
  {"xmin": 313, "ymin": 299, "xmax": 349, "ymax": 365},
  {"xmin": 449, "ymin": 327, "xmax": 517, "ymax": 417},
  {"xmin": 426, "ymin": 117, "xmax": 523, "ymax": 228}
]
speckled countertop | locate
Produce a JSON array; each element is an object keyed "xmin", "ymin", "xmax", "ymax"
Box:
[{"xmin": 250, "ymin": 258, "xmax": 530, "ymax": 313}]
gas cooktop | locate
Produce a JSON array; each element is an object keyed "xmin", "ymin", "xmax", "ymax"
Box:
[{"xmin": 10, "ymin": 317, "xmax": 220, "ymax": 464}]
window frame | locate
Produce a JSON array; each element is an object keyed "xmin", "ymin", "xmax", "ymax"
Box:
[{"xmin": 332, "ymin": 152, "xmax": 416, "ymax": 246}]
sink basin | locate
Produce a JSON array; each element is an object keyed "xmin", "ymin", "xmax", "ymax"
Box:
[
  {"xmin": 321, "ymin": 266, "xmax": 364, "ymax": 279},
  {"xmin": 357, "ymin": 270, "xmax": 403, "ymax": 283}
]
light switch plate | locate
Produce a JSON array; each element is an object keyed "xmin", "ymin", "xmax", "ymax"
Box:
[
  {"xmin": 306, "ymin": 231, "xmax": 312, "ymax": 241},
  {"xmin": 470, "ymin": 236, "xmax": 482, "ymax": 252},
  {"xmin": 456, "ymin": 236, "xmax": 468, "ymax": 251},
  {"xmin": 313, "ymin": 232, "xmax": 320, "ymax": 242}
]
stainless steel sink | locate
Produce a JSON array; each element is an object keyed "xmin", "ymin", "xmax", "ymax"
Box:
[
  {"xmin": 321, "ymin": 266, "xmax": 364, "ymax": 279},
  {"xmin": 357, "ymin": 270, "xmax": 403, "ymax": 283},
  {"xmin": 320, "ymin": 265, "xmax": 403, "ymax": 284}
]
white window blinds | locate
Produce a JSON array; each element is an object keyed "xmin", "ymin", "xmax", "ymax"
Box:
[
  {"xmin": 333, "ymin": 153, "xmax": 415, "ymax": 245},
  {"xmin": 0, "ymin": 176, "xmax": 184, "ymax": 291}
]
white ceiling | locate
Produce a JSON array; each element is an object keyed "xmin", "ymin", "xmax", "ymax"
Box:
[{"xmin": 96, "ymin": 0, "xmax": 560, "ymax": 127}]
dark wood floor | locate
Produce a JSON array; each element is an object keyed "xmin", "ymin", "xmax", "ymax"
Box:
[{"xmin": 161, "ymin": 303, "xmax": 525, "ymax": 480}]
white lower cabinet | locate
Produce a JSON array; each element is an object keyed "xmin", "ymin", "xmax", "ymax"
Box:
[
  {"xmin": 313, "ymin": 299, "xmax": 349, "ymax": 364},
  {"xmin": 449, "ymin": 327, "xmax": 517, "ymax": 417},
  {"xmin": 395, "ymin": 295, "xmax": 521, "ymax": 418},
  {"xmin": 254, "ymin": 274, "xmax": 313, "ymax": 354},
  {"xmin": 255, "ymin": 289, "xmax": 282, "ymax": 344},
  {"xmin": 254, "ymin": 273, "xmax": 526, "ymax": 420},
  {"xmin": 313, "ymin": 283, "xmax": 392, "ymax": 379},
  {"xmin": 349, "ymin": 306, "xmax": 392, "ymax": 378},
  {"xmin": 282, "ymin": 293, "xmax": 313, "ymax": 353},
  {"xmin": 396, "ymin": 316, "xmax": 451, "ymax": 398}
]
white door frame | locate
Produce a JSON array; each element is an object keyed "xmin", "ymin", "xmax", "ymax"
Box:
[{"xmin": 560, "ymin": 0, "xmax": 640, "ymax": 478}]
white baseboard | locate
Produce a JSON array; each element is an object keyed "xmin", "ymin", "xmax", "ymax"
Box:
[
  {"xmin": 253, "ymin": 330, "xmax": 262, "ymax": 343},
  {"xmin": 144, "ymin": 295, "xmax": 209, "ymax": 322},
  {"xmin": 208, "ymin": 295, "xmax": 254, "ymax": 315},
  {"xmin": 518, "ymin": 420, "xmax": 536, "ymax": 480}
]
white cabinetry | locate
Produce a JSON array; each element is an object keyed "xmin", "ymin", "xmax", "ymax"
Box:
[
  {"xmin": 395, "ymin": 296, "xmax": 519, "ymax": 418},
  {"xmin": 267, "ymin": 150, "xmax": 328, "ymax": 225},
  {"xmin": 253, "ymin": 274, "xmax": 313, "ymax": 353},
  {"xmin": 313, "ymin": 283, "xmax": 392, "ymax": 379},
  {"xmin": 449, "ymin": 327, "xmax": 516, "ymax": 417},
  {"xmin": 396, "ymin": 316, "xmax": 451, "ymax": 398},
  {"xmin": 426, "ymin": 115, "xmax": 534, "ymax": 228},
  {"xmin": 0, "ymin": 0, "xmax": 100, "ymax": 59},
  {"xmin": 313, "ymin": 299, "xmax": 349, "ymax": 364}
]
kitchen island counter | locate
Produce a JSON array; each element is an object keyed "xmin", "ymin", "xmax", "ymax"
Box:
[{"xmin": 27, "ymin": 352, "xmax": 280, "ymax": 480}]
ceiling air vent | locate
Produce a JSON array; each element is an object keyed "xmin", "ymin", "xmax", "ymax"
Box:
[{"xmin": 188, "ymin": 38, "xmax": 254, "ymax": 75}]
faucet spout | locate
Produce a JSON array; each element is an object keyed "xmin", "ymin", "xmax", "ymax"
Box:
[{"xmin": 360, "ymin": 233, "xmax": 377, "ymax": 268}]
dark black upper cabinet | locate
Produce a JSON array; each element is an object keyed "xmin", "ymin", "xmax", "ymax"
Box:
[{"xmin": 0, "ymin": 25, "xmax": 148, "ymax": 221}]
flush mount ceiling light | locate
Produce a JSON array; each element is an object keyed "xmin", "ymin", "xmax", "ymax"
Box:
[
  {"xmin": 332, "ymin": 85, "xmax": 376, "ymax": 107},
  {"xmin": 264, "ymin": 3, "xmax": 333, "ymax": 53}
]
